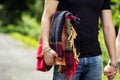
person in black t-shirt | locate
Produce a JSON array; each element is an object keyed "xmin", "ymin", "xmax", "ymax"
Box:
[{"xmin": 40, "ymin": 0, "xmax": 117, "ymax": 80}]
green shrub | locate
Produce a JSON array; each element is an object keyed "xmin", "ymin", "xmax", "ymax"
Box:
[
  {"xmin": 98, "ymin": 29, "xmax": 109, "ymax": 67},
  {"xmin": 10, "ymin": 32, "xmax": 38, "ymax": 48},
  {"xmin": 1, "ymin": 13, "xmax": 41, "ymax": 40},
  {"xmin": 17, "ymin": 13, "xmax": 40, "ymax": 40}
]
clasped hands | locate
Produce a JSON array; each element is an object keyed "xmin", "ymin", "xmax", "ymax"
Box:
[{"xmin": 104, "ymin": 63, "xmax": 117, "ymax": 80}]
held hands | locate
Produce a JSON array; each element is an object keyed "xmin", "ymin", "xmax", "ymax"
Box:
[
  {"xmin": 43, "ymin": 47, "xmax": 62, "ymax": 66},
  {"xmin": 104, "ymin": 64, "xmax": 117, "ymax": 80}
]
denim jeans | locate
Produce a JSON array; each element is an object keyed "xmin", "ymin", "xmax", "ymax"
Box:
[{"xmin": 53, "ymin": 54, "xmax": 102, "ymax": 80}]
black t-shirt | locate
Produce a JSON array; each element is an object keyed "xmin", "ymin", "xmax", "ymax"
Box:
[{"xmin": 57, "ymin": 0, "xmax": 111, "ymax": 57}]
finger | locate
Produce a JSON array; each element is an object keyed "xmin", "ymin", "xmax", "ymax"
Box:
[
  {"xmin": 107, "ymin": 72, "xmax": 116, "ymax": 76},
  {"xmin": 108, "ymin": 76, "xmax": 115, "ymax": 80},
  {"xmin": 45, "ymin": 59, "xmax": 52, "ymax": 66},
  {"xmin": 47, "ymin": 63, "xmax": 53, "ymax": 66},
  {"xmin": 53, "ymin": 53, "xmax": 63, "ymax": 60},
  {"xmin": 45, "ymin": 56, "xmax": 54, "ymax": 65},
  {"xmin": 53, "ymin": 52, "xmax": 58, "ymax": 57},
  {"xmin": 56, "ymin": 57, "xmax": 62, "ymax": 60},
  {"xmin": 108, "ymin": 73, "xmax": 116, "ymax": 80},
  {"xmin": 104, "ymin": 71, "xmax": 109, "ymax": 76},
  {"xmin": 110, "ymin": 72, "xmax": 116, "ymax": 75},
  {"xmin": 46, "ymin": 60, "xmax": 54, "ymax": 66},
  {"xmin": 53, "ymin": 52, "xmax": 62, "ymax": 60}
]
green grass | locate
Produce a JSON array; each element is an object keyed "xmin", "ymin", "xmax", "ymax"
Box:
[{"xmin": 10, "ymin": 32, "xmax": 38, "ymax": 48}]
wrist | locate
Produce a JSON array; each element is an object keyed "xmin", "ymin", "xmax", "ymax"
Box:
[
  {"xmin": 109, "ymin": 57, "xmax": 117, "ymax": 64},
  {"xmin": 43, "ymin": 47, "xmax": 52, "ymax": 55},
  {"xmin": 109, "ymin": 62, "xmax": 118, "ymax": 68},
  {"xmin": 42, "ymin": 43, "xmax": 50, "ymax": 50}
]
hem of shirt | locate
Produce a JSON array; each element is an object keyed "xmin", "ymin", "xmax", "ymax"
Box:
[
  {"xmin": 79, "ymin": 51, "xmax": 102, "ymax": 58},
  {"xmin": 101, "ymin": 8, "xmax": 111, "ymax": 10}
]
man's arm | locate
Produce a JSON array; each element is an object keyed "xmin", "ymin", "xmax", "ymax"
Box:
[
  {"xmin": 41, "ymin": 0, "xmax": 59, "ymax": 65},
  {"xmin": 100, "ymin": 10, "xmax": 117, "ymax": 80},
  {"xmin": 41, "ymin": 0, "xmax": 59, "ymax": 49},
  {"xmin": 100, "ymin": 10, "xmax": 116, "ymax": 64}
]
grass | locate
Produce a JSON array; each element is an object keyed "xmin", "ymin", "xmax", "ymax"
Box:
[{"xmin": 10, "ymin": 32, "xmax": 38, "ymax": 48}]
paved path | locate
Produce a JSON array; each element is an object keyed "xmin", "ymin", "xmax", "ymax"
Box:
[{"xmin": 0, "ymin": 34, "xmax": 53, "ymax": 80}]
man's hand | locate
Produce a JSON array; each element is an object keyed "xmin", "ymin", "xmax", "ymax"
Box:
[
  {"xmin": 44, "ymin": 49, "xmax": 61, "ymax": 66},
  {"xmin": 104, "ymin": 64, "xmax": 117, "ymax": 80}
]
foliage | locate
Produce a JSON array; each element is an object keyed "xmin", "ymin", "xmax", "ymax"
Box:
[
  {"xmin": 10, "ymin": 32, "xmax": 38, "ymax": 48},
  {"xmin": 0, "ymin": 0, "xmax": 28, "ymax": 25},
  {"xmin": 1, "ymin": 13, "xmax": 40, "ymax": 40},
  {"xmin": 111, "ymin": 0, "xmax": 120, "ymax": 27},
  {"xmin": 27, "ymin": 0, "xmax": 44, "ymax": 21},
  {"xmin": 98, "ymin": 29, "xmax": 109, "ymax": 66},
  {"xmin": 111, "ymin": 0, "xmax": 120, "ymax": 3},
  {"xmin": 0, "ymin": 0, "xmax": 43, "ymax": 40},
  {"xmin": 0, "ymin": 0, "xmax": 44, "ymax": 26},
  {"xmin": 17, "ymin": 13, "xmax": 40, "ymax": 40}
]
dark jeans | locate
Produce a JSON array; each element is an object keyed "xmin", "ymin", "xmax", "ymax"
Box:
[{"xmin": 53, "ymin": 55, "xmax": 102, "ymax": 80}]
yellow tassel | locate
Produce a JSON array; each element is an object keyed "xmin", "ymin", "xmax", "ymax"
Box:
[
  {"xmin": 65, "ymin": 18, "xmax": 80, "ymax": 61},
  {"xmin": 58, "ymin": 65, "xmax": 62, "ymax": 72}
]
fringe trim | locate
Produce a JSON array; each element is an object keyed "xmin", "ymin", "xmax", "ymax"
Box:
[{"xmin": 65, "ymin": 18, "xmax": 80, "ymax": 61}]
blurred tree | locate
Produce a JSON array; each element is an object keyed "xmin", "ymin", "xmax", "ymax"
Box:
[
  {"xmin": 111, "ymin": 0, "xmax": 120, "ymax": 35},
  {"xmin": 0, "ymin": 0, "xmax": 44, "ymax": 26},
  {"xmin": 111, "ymin": 0, "xmax": 120, "ymax": 27},
  {"xmin": 27, "ymin": 0, "xmax": 44, "ymax": 21}
]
